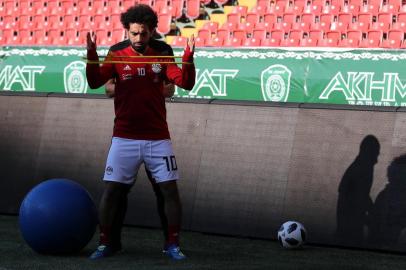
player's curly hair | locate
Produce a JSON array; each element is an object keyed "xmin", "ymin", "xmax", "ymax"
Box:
[{"xmin": 120, "ymin": 4, "xmax": 158, "ymax": 30}]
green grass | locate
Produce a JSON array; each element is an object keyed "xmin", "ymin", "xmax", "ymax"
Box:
[{"xmin": 1, "ymin": 215, "xmax": 406, "ymax": 270}]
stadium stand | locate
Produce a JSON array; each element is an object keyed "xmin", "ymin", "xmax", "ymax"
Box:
[{"xmin": 0, "ymin": 0, "xmax": 406, "ymax": 47}]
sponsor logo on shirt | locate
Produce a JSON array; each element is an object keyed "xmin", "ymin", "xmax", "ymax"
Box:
[
  {"xmin": 123, "ymin": 65, "xmax": 132, "ymax": 71},
  {"xmin": 152, "ymin": 64, "xmax": 162, "ymax": 73},
  {"xmin": 122, "ymin": 74, "xmax": 132, "ymax": 80}
]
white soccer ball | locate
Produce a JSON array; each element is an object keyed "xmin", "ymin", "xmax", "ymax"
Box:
[{"xmin": 277, "ymin": 221, "xmax": 307, "ymax": 249}]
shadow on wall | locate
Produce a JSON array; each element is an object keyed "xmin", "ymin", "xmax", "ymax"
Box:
[
  {"xmin": 368, "ymin": 154, "xmax": 406, "ymax": 251},
  {"xmin": 335, "ymin": 135, "xmax": 380, "ymax": 247}
]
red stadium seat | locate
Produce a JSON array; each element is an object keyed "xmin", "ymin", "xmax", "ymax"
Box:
[
  {"xmin": 338, "ymin": 37, "xmax": 360, "ymax": 47},
  {"xmin": 257, "ymin": 0, "xmax": 271, "ymax": 9},
  {"xmin": 347, "ymin": 30, "xmax": 362, "ymax": 41},
  {"xmin": 261, "ymin": 37, "xmax": 281, "ymax": 46},
  {"xmin": 250, "ymin": 5, "xmax": 268, "ymax": 16},
  {"xmin": 111, "ymin": 28, "xmax": 125, "ymax": 43},
  {"xmin": 263, "ymin": 13, "xmax": 277, "ymax": 25},
  {"xmin": 157, "ymin": 13, "xmax": 172, "ymax": 35},
  {"xmin": 252, "ymin": 28, "xmax": 267, "ymax": 40},
  {"xmin": 78, "ymin": 14, "xmax": 92, "ymax": 29},
  {"xmin": 301, "ymin": 13, "xmax": 315, "ymax": 24},
  {"xmin": 320, "ymin": 13, "xmax": 334, "ymax": 24},
  {"xmin": 273, "ymin": 22, "xmax": 292, "ymax": 32},
  {"xmin": 217, "ymin": 28, "xmax": 231, "ymax": 40},
  {"xmin": 185, "ymin": 0, "xmax": 200, "ymax": 20},
  {"xmin": 299, "ymin": 37, "xmax": 318, "ymax": 46},
  {"xmin": 283, "ymin": 12, "xmax": 296, "ymax": 23},
  {"xmin": 309, "ymin": 29, "xmax": 324, "ymax": 40},
  {"xmin": 194, "ymin": 36, "xmax": 206, "ymax": 47},
  {"xmin": 318, "ymin": 37, "xmax": 339, "ymax": 46},
  {"xmin": 280, "ymin": 37, "xmax": 300, "ymax": 46},
  {"xmin": 220, "ymin": 21, "xmax": 238, "ymax": 32},
  {"xmin": 380, "ymin": 3, "xmax": 398, "ymax": 13},
  {"xmin": 244, "ymin": 37, "xmax": 261, "ymax": 46},
  {"xmin": 330, "ymin": 21, "xmax": 348, "ymax": 31},
  {"xmin": 48, "ymin": 28, "xmax": 62, "ymax": 45},
  {"xmin": 46, "ymin": 15, "xmax": 62, "ymax": 29},
  {"xmin": 171, "ymin": 0, "xmax": 185, "ymax": 19},
  {"xmin": 227, "ymin": 13, "xmax": 241, "ymax": 24},
  {"xmin": 62, "ymin": 15, "xmax": 76, "ymax": 29},
  {"xmin": 348, "ymin": 21, "xmax": 369, "ymax": 32},
  {"xmin": 246, "ymin": 12, "xmax": 260, "ymax": 26},
  {"xmin": 292, "ymin": 21, "xmax": 311, "ymax": 31},
  {"xmin": 95, "ymin": 28, "xmax": 110, "ymax": 46},
  {"xmin": 392, "ymin": 21, "xmax": 406, "ymax": 31},
  {"xmin": 203, "ymin": 21, "xmax": 219, "ymax": 35},
  {"xmin": 326, "ymin": 30, "xmax": 341, "ymax": 40},
  {"xmin": 270, "ymin": 29, "xmax": 285, "ymax": 40},
  {"xmin": 239, "ymin": 21, "xmax": 255, "ymax": 34},
  {"xmin": 231, "ymin": 5, "xmax": 248, "ymax": 18},
  {"xmin": 370, "ymin": 21, "xmax": 390, "ymax": 31},
  {"xmin": 224, "ymin": 36, "xmax": 244, "ymax": 47},
  {"xmin": 377, "ymin": 12, "xmax": 393, "ymax": 24},
  {"xmin": 16, "ymin": 28, "xmax": 33, "ymax": 44},
  {"xmin": 233, "ymin": 29, "xmax": 247, "ymax": 42},
  {"xmin": 93, "ymin": 14, "xmax": 107, "ymax": 29},
  {"xmin": 32, "ymin": 15, "xmax": 45, "ymax": 29},
  {"xmin": 18, "ymin": 15, "xmax": 31, "ymax": 29},
  {"xmin": 398, "ymin": 12, "xmax": 406, "ymax": 23},
  {"xmin": 154, "ymin": 0, "xmax": 168, "ymax": 13},
  {"xmin": 206, "ymin": 36, "xmax": 224, "ymax": 47},
  {"xmin": 289, "ymin": 29, "xmax": 303, "ymax": 39},
  {"xmin": 198, "ymin": 28, "xmax": 211, "ymax": 40}
]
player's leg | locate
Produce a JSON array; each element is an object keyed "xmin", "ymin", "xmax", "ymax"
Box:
[
  {"xmin": 144, "ymin": 139, "xmax": 186, "ymax": 260},
  {"xmin": 145, "ymin": 168, "xmax": 169, "ymax": 248},
  {"xmin": 90, "ymin": 137, "xmax": 143, "ymax": 259}
]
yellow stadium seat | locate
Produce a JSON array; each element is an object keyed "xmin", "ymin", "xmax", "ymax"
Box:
[
  {"xmin": 238, "ymin": 0, "xmax": 257, "ymax": 11},
  {"xmin": 209, "ymin": 13, "xmax": 227, "ymax": 27},
  {"xmin": 195, "ymin": 19, "xmax": 210, "ymax": 30},
  {"xmin": 180, "ymin": 27, "xmax": 198, "ymax": 38},
  {"xmin": 165, "ymin": 35, "xmax": 177, "ymax": 45},
  {"xmin": 223, "ymin": 5, "xmax": 234, "ymax": 15}
]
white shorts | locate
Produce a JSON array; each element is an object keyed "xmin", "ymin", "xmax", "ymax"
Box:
[{"xmin": 103, "ymin": 137, "xmax": 179, "ymax": 184}]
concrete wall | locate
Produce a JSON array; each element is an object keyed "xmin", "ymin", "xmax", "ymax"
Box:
[{"xmin": 1, "ymin": 94, "xmax": 406, "ymax": 252}]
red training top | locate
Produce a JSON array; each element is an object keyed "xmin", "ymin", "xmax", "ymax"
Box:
[{"xmin": 86, "ymin": 39, "xmax": 195, "ymax": 140}]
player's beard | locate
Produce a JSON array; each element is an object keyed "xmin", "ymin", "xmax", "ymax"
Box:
[{"xmin": 131, "ymin": 42, "xmax": 147, "ymax": 54}]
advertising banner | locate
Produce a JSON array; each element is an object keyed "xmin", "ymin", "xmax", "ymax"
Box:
[{"xmin": 1, "ymin": 47, "xmax": 406, "ymax": 106}]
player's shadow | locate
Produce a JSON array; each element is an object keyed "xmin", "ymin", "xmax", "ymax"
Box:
[
  {"xmin": 367, "ymin": 154, "xmax": 406, "ymax": 250},
  {"xmin": 335, "ymin": 135, "xmax": 380, "ymax": 247}
]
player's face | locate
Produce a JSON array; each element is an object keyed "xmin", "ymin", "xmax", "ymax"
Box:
[{"xmin": 127, "ymin": 23, "xmax": 153, "ymax": 53}]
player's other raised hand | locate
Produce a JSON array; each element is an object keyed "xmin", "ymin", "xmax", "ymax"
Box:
[
  {"xmin": 87, "ymin": 32, "xmax": 97, "ymax": 52},
  {"xmin": 187, "ymin": 35, "xmax": 195, "ymax": 53}
]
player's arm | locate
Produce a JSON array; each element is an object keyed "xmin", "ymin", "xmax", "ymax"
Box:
[
  {"xmin": 105, "ymin": 78, "xmax": 115, "ymax": 98},
  {"xmin": 86, "ymin": 32, "xmax": 114, "ymax": 89},
  {"xmin": 166, "ymin": 36, "xmax": 195, "ymax": 91}
]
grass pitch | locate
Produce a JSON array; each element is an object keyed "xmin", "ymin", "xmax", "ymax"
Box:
[{"xmin": 1, "ymin": 215, "xmax": 405, "ymax": 270}]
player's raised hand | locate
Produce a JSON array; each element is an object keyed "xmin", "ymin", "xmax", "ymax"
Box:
[
  {"xmin": 187, "ymin": 35, "xmax": 195, "ymax": 53},
  {"xmin": 87, "ymin": 32, "xmax": 97, "ymax": 51}
]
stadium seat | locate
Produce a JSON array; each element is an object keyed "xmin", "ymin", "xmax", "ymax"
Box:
[
  {"xmin": 157, "ymin": 13, "xmax": 172, "ymax": 35},
  {"xmin": 338, "ymin": 37, "xmax": 359, "ymax": 47},
  {"xmin": 280, "ymin": 37, "xmax": 300, "ymax": 46},
  {"xmin": 95, "ymin": 28, "xmax": 110, "ymax": 46},
  {"xmin": 292, "ymin": 21, "xmax": 311, "ymax": 31},
  {"xmin": 309, "ymin": 29, "xmax": 324, "ymax": 40},
  {"xmin": 93, "ymin": 14, "xmax": 107, "ymax": 29},
  {"xmin": 370, "ymin": 21, "xmax": 390, "ymax": 31},
  {"xmin": 47, "ymin": 15, "xmax": 62, "ymax": 29},
  {"xmin": 318, "ymin": 37, "xmax": 339, "ymax": 46},
  {"xmin": 154, "ymin": 0, "xmax": 168, "ymax": 13},
  {"xmin": 198, "ymin": 28, "xmax": 211, "ymax": 40},
  {"xmin": 18, "ymin": 15, "xmax": 31, "ymax": 29},
  {"xmin": 257, "ymin": 0, "xmax": 271, "ymax": 9},
  {"xmin": 62, "ymin": 15, "xmax": 76, "ymax": 29},
  {"xmin": 202, "ymin": 21, "xmax": 219, "ymax": 35},
  {"xmin": 227, "ymin": 13, "xmax": 241, "ymax": 24},
  {"xmin": 246, "ymin": 12, "xmax": 260, "ymax": 26},
  {"xmin": 220, "ymin": 21, "xmax": 239, "ymax": 32},
  {"xmin": 261, "ymin": 37, "xmax": 281, "ymax": 46},
  {"xmin": 301, "ymin": 13, "xmax": 315, "ymax": 24},
  {"xmin": 263, "ymin": 13, "xmax": 277, "ymax": 25},
  {"xmin": 250, "ymin": 5, "xmax": 268, "ymax": 16},
  {"xmin": 233, "ymin": 29, "xmax": 247, "ymax": 42},
  {"xmin": 270, "ymin": 29, "xmax": 285, "ymax": 40},
  {"xmin": 392, "ymin": 21, "xmax": 406, "ymax": 31},
  {"xmin": 122, "ymin": 0, "xmax": 135, "ymax": 10},
  {"xmin": 383, "ymin": 29, "xmax": 404, "ymax": 46},
  {"xmin": 252, "ymin": 28, "xmax": 267, "ymax": 40},
  {"xmin": 78, "ymin": 14, "xmax": 92, "ymax": 29},
  {"xmin": 111, "ymin": 28, "xmax": 125, "ymax": 43},
  {"xmin": 289, "ymin": 29, "xmax": 303, "ymax": 39},
  {"xmin": 239, "ymin": 21, "xmax": 255, "ymax": 34},
  {"xmin": 283, "ymin": 12, "xmax": 297, "ymax": 23},
  {"xmin": 299, "ymin": 37, "xmax": 318, "ymax": 46},
  {"xmin": 32, "ymin": 15, "xmax": 45, "ymax": 29},
  {"xmin": 273, "ymin": 22, "xmax": 292, "ymax": 32},
  {"xmin": 244, "ymin": 37, "xmax": 261, "ymax": 46},
  {"xmin": 48, "ymin": 28, "xmax": 62, "ymax": 45},
  {"xmin": 359, "ymin": 3, "xmax": 379, "ymax": 14},
  {"xmin": 217, "ymin": 28, "xmax": 231, "ymax": 40},
  {"xmin": 171, "ymin": 0, "xmax": 185, "ymax": 19},
  {"xmin": 330, "ymin": 21, "xmax": 348, "ymax": 31},
  {"xmin": 348, "ymin": 21, "xmax": 369, "ymax": 31},
  {"xmin": 194, "ymin": 36, "xmax": 206, "ymax": 47},
  {"xmin": 380, "ymin": 3, "xmax": 398, "ymax": 13},
  {"xmin": 377, "ymin": 12, "xmax": 393, "ymax": 24},
  {"xmin": 185, "ymin": 0, "xmax": 200, "ymax": 20},
  {"xmin": 16, "ymin": 28, "xmax": 32, "ymax": 44},
  {"xmin": 398, "ymin": 12, "xmax": 406, "ymax": 23},
  {"xmin": 347, "ymin": 29, "xmax": 362, "ymax": 40},
  {"xmin": 231, "ymin": 5, "xmax": 248, "ymax": 18},
  {"xmin": 224, "ymin": 36, "xmax": 244, "ymax": 47},
  {"xmin": 366, "ymin": 30, "xmax": 383, "ymax": 46},
  {"xmin": 322, "ymin": 4, "xmax": 340, "ymax": 15},
  {"xmin": 207, "ymin": 36, "xmax": 224, "ymax": 47}
]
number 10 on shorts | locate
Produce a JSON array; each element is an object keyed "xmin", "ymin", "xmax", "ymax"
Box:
[{"xmin": 163, "ymin": 155, "xmax": 177, "ymax": 171}]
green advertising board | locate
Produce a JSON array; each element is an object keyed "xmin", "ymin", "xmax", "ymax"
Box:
[{"xmin": 1, "ymin": 46, "xmax": 406, "ymax": 106}]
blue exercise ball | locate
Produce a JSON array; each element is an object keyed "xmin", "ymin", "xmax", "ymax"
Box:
[{"xmin": 19, "ymin": 178, "xmax": 98, "ymax": 254}]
